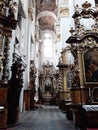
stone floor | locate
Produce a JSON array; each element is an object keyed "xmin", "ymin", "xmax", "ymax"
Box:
[{"xmin": 6, "ymin": 105, "xmax": 76, "ymax": 130}]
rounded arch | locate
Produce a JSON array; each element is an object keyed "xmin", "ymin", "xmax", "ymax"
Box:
[{"xmin": 37, "ymin": 10, "xmax": 57, "ymax": 21}]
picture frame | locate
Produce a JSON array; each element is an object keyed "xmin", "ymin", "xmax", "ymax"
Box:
[
  {"xmin": 67, "ymin": 71, "xmax": 73, "ymax": 88},
  {"xmin": 92, "ymin": 87, "xmax": 98, "ymax": 103},
  {"xmin": 83, "ymin": 48, "xmax": 98, "ymax": 84}
]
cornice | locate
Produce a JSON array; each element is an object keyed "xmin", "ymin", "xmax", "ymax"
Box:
[{"xmin": 0, "ymin": 13, "xmax": 17, "ymax": 30}]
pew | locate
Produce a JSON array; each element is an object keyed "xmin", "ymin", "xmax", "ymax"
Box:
[
  {"xmin": 72, "ymin": 105, "xmax": 98, "ymax": 130},
  {"xmin": 82, "ymin": 105, "xmax": 98, "ymax": 128}
]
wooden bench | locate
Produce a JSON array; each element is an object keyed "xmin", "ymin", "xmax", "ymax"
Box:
[
  {"xmin": 82, "ymin": 105, "xmax": 98, "ymax": 128},
  {"xmin": 72, "ymin": 105, "xmax": 98, "ymax": 130}
]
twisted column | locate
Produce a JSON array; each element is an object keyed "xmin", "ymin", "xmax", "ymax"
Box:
[{"xmin": 2, "ymin": 29, "xmax": 11, "ymax": 84}]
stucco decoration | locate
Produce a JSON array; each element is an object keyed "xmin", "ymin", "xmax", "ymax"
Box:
[
  {"xmin": 56, "ymin": 34, "xmax": 61, "ymax": 42},
  {"xmin": 59, "ymin": 6, "xmax": 69, "ymax": 17},
  {"xmin": 59, "ymin": 0, "xmax": 68, "ymax": 4}
]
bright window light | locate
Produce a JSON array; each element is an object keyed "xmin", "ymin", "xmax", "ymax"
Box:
[
  {"xmin": 44, "ymin": 33, "xmax": 51, "ymax": 38},
  {"xmin": 43, "ymin": 37, "xmax": 53, "ymax": 58}
]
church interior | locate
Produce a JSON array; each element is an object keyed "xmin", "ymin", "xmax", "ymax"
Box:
[{"xmin": 0, "ymin": 0, "xmax": 98, "ymax": 130}]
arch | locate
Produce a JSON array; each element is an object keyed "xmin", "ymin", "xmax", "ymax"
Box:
[{"xmin": 37, "ymin": 10, "xmax": 57, "ymax": 21}]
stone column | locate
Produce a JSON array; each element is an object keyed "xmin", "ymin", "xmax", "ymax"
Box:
[
  {"xmin": 0, "ymin": 26, "xmax": 4, "ymax": 80},
  {"xmin": 61, "ymin": 50, "xmax": 66, "ymax": 64},
  {"xmin": 2, "ymin": 29, "xmax": 11, "ymax": 84},
  {"xmin": 59, "ymin": 69, "xmax": 63, "ymax": 92},
  {"xmin": 77, "ymin": 50, "xmax": 84, "ymax": 88},
  {"xmin": 63, "ymin": 68, "xmax": 67, "ymax": 91}
]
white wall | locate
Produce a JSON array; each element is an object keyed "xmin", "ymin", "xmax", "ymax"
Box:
[
  {"xmin": 60, "ymin": 18, "xmax": 71, "ymax": 48},
  {"xmin": 60, "ymin": 0, "xmax": 75, "ymax": 48}
]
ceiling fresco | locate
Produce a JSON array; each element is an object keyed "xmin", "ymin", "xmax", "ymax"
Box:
[{"xmin": 36, "ymin": 0, "xmax": 57, "ymax": 32}]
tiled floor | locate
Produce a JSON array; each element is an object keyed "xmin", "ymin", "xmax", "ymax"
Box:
[{"xmin": 6, "ymin": 105, "xmax": 76, "ymax": 130}]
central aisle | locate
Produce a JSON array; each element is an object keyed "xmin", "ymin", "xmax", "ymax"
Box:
[{"xmin": 7, "ymin": 105, "xmax": 76, "ymax": 130}]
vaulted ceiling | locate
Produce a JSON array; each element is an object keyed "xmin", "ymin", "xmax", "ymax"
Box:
[{"xmin": 36, "ymin": 0, "xmax": 57, "ymax": 32}]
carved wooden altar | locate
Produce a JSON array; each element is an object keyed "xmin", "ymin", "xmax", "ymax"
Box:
[
  {"xmin": 39, "ymin": 61, "xmax": 59, "ymax": 104},
  {"xmin": 66, "ymin": 1, "xmax": 98, "ymax": 105},
  {"xmin": 66, "ymin": 1, "xmax": 98, "ymax": 129},
  {"xmin": 23, "ymin": 60, "xmax": 36, "ymax": 110},
  {"xmin": 57, "ymin": 47, "xmax": 73, "ymax": 110},
  {"xmin": 0, "ymin": 0, "xmax": 20, "ymax": 127}
]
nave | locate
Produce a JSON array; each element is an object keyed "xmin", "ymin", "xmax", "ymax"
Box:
[{"xmin": 7, "ymin": 105, "xmax": 76, "ymax": 130}]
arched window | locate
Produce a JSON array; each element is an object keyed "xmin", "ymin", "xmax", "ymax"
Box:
[{"xmin": 43, "ymin": 33, "xmax": 53, "ymax": 58}]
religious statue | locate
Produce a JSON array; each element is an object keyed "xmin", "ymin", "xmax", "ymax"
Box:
[{"xmin": 9, "ymin": 0, "xmax": 18, "ymax": 19}]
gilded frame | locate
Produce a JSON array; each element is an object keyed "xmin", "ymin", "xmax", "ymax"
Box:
[
  {"xmin": 92, "ymin": 87, "xmax": 98, "ymax": 103},
  {"xmin": 82, "ymin": 49, "xmax": 98, "ymax": 84}
]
